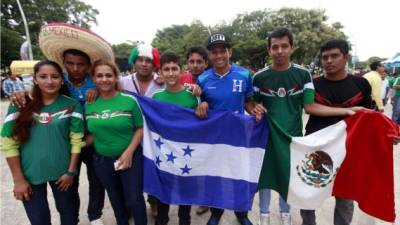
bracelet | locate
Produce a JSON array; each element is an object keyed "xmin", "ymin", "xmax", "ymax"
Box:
[{"xmin": 65, "ymin": 170, "xmax": 78, "ymax": 176}]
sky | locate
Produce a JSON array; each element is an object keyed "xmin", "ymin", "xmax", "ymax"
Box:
[{"xmin": 84, "ymin": 0, "xmax": 399, "ymax": 61}]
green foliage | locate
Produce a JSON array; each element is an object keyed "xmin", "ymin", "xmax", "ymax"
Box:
[
  {"xmin": 1, "ymin": 26, "xmax": 23, "ymax": 68},
  {"xmin": 113, "ymin": 42, "xmax": 136, "ymax": 59},
  {"xmin": 1, "ymin": 0, "xmax": 98, "ymax": 68},
  {"xmin": 149, "ymin": 7, "xmax": 347, "ymax": 69},
  {"xmin": 268, "ymin": 8, "xmax": 347, "ymax": 65},
  {"xmin": 152, "ymin": 20, "xmax": 209, "ymax": 62}
]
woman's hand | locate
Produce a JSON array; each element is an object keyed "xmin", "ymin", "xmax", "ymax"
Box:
[
  {"xmin": 56, "ymin": 174, "xmax": 74, "ymax": 192},
  {"xmin": 9, "ymin": 91, "xmax": 32, "ymax": 108},
  {"xmin": 117, "ymin": 150, "xmax": 134, "ymax": 170},
  {"xmin": 13, "ymin": 179, "xmax": 32, "ymax": 201}
]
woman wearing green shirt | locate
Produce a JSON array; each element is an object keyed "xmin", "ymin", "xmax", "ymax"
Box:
[
  {"xmin": 1, "ymin": 60, "xmax": 85, "ymax": 225},
  {"xmin": 85, "ymin": 60, "xmax": 147, "ymax": 225}
]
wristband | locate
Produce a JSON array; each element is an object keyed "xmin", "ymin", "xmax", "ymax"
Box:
[{"xmin": 65, "ymin": 170, "xmax": 78, "ymax": 176}]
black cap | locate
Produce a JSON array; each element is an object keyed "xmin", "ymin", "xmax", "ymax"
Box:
[{"xmin": 206, "ymin": 32, "xmax": 231, "ymax": 50}]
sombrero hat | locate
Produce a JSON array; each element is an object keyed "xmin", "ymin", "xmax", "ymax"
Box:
[{"xmin": 39, "ymin": 22, "xmax": 114, "ymax": 66}]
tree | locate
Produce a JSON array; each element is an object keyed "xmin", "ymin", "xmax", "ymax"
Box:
[
  {"xmin": 1, "ymin": 0, "xmax": 98, "ymax": 68},
  {"xmin": 150, "ymin": 8, "xmax": 347, "ymax": 69},
  {"xmin": 152, "ymin": 24, "xmax": 190, "ymax": 56},
  {"xmin": 1, "ymin": 26, "xmax": 23, "ymax": 68},
  {"xmin": 152, "ymin": 20, "xmax": 209, "ymax": 63},
  {"xmin": 226, "ymin": 9, "xmax": 273, "ymax": 70},
  {"xmin": 268, "ymin": 8, "xmax": 347, "ymax": 65},
  {"xmin": 112, "ymin": 42, "xmax": 139, "ymax": 72}
]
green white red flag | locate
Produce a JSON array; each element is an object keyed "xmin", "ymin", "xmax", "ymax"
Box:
[{"xmin": 258, "ymin": 111, "xmax": 399, "ymax": 222}]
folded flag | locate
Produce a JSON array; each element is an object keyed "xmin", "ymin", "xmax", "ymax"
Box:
[
  {"xmin": 132, "ymin": 93, "xmax": 268, "ymax": 211},
  {"xmin": 259, "ymin": 110, "xmax": 398, "ymax": 222}
]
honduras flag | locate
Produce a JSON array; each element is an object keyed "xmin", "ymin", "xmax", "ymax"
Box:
[{"xmin": 132, "ymin": 93, "xmax": 268, "ymax": 211}]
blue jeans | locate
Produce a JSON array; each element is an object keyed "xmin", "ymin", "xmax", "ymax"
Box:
[
  {"xmin": 392, "ymin": 95, "xmax": 400, "ymax": 124},
  {"xmin": 23, "ymin": 180, "xmax": 78, "ymax": 225},
  {"xmin": 93, "ymin": 147, "xmax": 147, "ymax": 225},
  {"xmin": 72, "ymin": 145, "xmax": 105, "ymax": 221},
  {"xmin": 259, "ymin": 188, "xmax": 290, "ymax": 214}
]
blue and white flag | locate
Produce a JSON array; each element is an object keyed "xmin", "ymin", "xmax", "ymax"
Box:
[{"xmin": 132, "ymin": 93, "xmax": 268, "ymax": 211}]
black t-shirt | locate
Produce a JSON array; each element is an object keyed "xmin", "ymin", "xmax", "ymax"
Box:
[{"xmin": 305, "ymin": 75, "xmax": 372, "ymax": 134}]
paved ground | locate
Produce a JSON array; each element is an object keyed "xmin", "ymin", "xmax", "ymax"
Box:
[{"xmin": 0, "ymin": 99, "xmax": 399, "ymax": 225}]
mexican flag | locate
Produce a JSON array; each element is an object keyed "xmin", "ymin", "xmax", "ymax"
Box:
[{"xmin": 258, "ymin": 111, "xmax": 398, "ymax": 222}]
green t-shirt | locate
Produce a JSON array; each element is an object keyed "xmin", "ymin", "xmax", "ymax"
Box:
[
  {"xmin": 85, "ymin": 92, "xmax": 143, "ymax": 156},
  {"xmin": 253, "ymin": 64, "xmax": 315, "ymax": 136},
  {"xmin": 391, "ymin": 77, "xmax": 400, "ymax": 97},
  {"xmin": 152, "ymin": 87, "xmax": 199, "ymax": 109},
  {"xmin": 1, "ymin": 95, "xmax": 84, "ymax": 185}
]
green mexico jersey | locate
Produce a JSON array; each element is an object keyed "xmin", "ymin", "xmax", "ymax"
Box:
[
  {"xmin": 152, "ymin": 87, "xmax": 199, "ymax": 109},
  {"xmin": 1, "ymin": 95, "xmax": 84, "ymax": 185},
  {"xmin": 253, "ymin": 64, "xmax": 315, "ymax": 136},
  {"xmin": 391, "ymin": 77, "xmax": 400, "ymax": 97},
  {"xmin": 85, "ymin": 92, "xmax": 143, "ymax": 157}
]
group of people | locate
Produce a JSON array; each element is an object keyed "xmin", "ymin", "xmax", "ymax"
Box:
[{"xmin": 1, "ymin": 22, "xmax": 398, "ymax": 225}]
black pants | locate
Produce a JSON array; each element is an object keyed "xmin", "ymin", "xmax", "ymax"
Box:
[
  {"xmin": 72, "ymin": 145, "xmax": 105, "ymax": 221},
  {"xmin": 157, "ymin": 200, "xmax": 191, "ymax": 225},
  {"xmin": 210, "ymin": 207, "xmax": 248, "ymax": 219}
]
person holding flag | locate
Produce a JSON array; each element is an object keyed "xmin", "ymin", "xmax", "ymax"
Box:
[
  {"xmin": 196, "ymin": 31, "xmax": 265, "ymax": 225},
  {"xmin": 152, "ymin": 51, "xmax": 199, "ymax": 225},
  {"xmin": 253, "ymin": 28, "xmax": 362, "ymax": 225}
]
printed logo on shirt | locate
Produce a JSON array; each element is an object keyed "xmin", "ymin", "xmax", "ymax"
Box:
[
  {"xmin": 277, "ymin": 87, "xmax": 286, "ymax": 97},
  {"xmin": 35, "ymin": 112, "xmax": 52, "ymax": 124},
  {"xmin": 33, "ymin": 107, "xmax": 74, "ymax": 124},
  {"xmin": 258, "ymin": 85, "xmax": 303, "ymax": 98},
  {"xmin": 86, "ymin": 110, "xmax": 132, "ymax": 120},
  {"xmin": 207, "ymin": 86, "xmax": 217, "ymax": 90},
  {"xmin": 232, "ymin": 79, "xmax": 243, "ymax": 93}
]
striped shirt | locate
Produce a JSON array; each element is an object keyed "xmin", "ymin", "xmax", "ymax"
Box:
[{"xmin": 2, "ymin": 78, "xmax": 25, "ymax": 96}]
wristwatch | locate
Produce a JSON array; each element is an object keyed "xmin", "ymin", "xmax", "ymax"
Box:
[{"xmin": 65, "ymin": 170, "xmax": 78, "ymax": 176}]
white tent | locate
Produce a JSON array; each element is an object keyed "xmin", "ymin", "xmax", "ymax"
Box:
[{"xmin": 383, "ymin": 52, "xmax": 400, "ymax": 68}]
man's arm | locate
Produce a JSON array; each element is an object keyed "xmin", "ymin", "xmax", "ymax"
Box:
[
  {"xmin": 3, "ymin": 80, "xmax": 12, "ymax": 96},
  {"xmin": 370, "ymin": 76, "xmax": 384, "ymax": 111},
  {"xmin": 304, "ymin": 102, "xmax": 365, "ymax": 116}
]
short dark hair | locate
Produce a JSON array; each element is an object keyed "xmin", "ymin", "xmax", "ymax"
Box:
[
  {"xmin": 267, "ymin": 28, "xmax": 294, "ymax": 49},
  {"xmin": 186, "ymin": 46, "xmax": 208, "ymax": 62},
  {"xmin": 160, "ymin": 51, "xmax": 181, "ymax": 68},
  {"xmin": 320, "ymin": 39, "xmax": 351, "ymax": 56},
  {"xmin": 370, "ymin": 61, "xmax": 382, "ymax": 71},
  {"xmin": 63, "ymin": 49, "xmax": 91, "ymax": 64}
]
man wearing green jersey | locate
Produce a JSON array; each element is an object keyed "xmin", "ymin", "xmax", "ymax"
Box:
[
  {"xmin": 253, "ymin": 28, "xmax": 359, "ymax": 225},
  {"xmin": 152, "ymin": 51, "xmax": 198, "ymax": 225}
]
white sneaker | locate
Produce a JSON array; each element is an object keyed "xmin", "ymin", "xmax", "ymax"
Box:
[
  {"xmin": 91, "ymin": 218, "xmax": 104, "ymax": 225},
  {"xmin": 258, "ymin": 213, "xmax": 270, "ymax": 225},
  {"xmin": 280, "ymin": 213, "xmax": 292, "ymax": 225}
]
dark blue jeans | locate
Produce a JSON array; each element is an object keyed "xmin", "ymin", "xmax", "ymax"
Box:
[
  {"xmin": 23, "ymin": 180, "xmax": 78, "ymax": 225},
  {"xmin": 93, "ymin": 147, "xmax": 147, "ymax": 225},
  {"xmin": 157, "ymin": 200, "xmax": 191, "ymax": 225},
  {"xmin": 72, "ymin": 145, "xmax": 105, "ymax": 221},
  {"xmin": 392, "ymin": 95, "xmax": 400, "ymax": 124}
]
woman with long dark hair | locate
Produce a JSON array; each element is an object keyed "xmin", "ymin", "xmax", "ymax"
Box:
[
  {"xmin": 1, "ymin": 60, "xmax": 84, "ymax": 225},
  {"xmin": 85, "ymin": 60, "xmax": 147, "ymax": 225}
]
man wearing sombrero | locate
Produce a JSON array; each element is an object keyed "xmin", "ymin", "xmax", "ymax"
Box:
[
  {"xmin": 10, "ymin": 22, "xmax": 114, "ymax": 225},
  {"xmin": 42, "ymin": 22, "xmax": 116, "ymax": 225}
]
